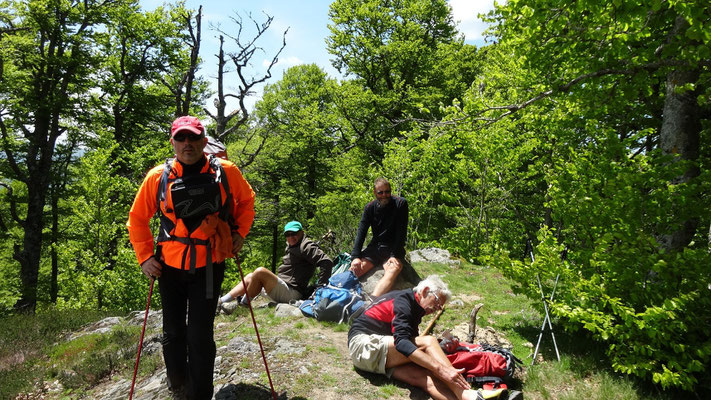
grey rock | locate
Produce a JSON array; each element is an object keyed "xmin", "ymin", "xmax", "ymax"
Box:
[
  {"xmin": 359, "ymin": 258, "xmax": 421, "ymax": 296},
  {"xmin": 272, "ymin": 338, "xmax": 305, "ymax": 355},
  {"xmin": 409, "ymin": 247, "xmax": 459, "ymax": 266},
  {"xmin": 69, "ymin": 316, "xmax": 123, "ymax": 340},
  {"xmin": 274, "ymin": 303, "xmax": 304, "ymax": 318},
  {"xmin": 449, "ymin": 299, "xmax": 465, "ymax": 307},
  {"xmin": 226, "ymin": 336, "xmax": 260, "ymax": 354},
  {"xmin": 141, "ymin": 333, "xmax": 162, "ymax": 356},
  {"xmin": 128, "ymin": 310, "xmax": 163, "ymax": 330},
  {"xmin": 98, "ymin": 378, "xmax": 130, "ymax": 400}
]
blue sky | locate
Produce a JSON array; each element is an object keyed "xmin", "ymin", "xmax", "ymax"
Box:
[{"xmin": 140, "ymin": 0, "xmax": 495, "ymax": 112}]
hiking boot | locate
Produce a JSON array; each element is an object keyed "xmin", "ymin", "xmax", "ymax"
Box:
[
  {"xmin": 220, "ymin": 298, "xmax": 240, "ymax": 315},
  {"xmin": 169, "ymin": 386, "xmax": 187, "ymax": 400}
]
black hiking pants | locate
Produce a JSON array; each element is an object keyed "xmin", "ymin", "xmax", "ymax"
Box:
[{"xmin": 159, "ymin": 262, "xmax": 225, "ymax": 400}]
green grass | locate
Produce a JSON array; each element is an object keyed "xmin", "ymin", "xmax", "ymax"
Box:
[
  {"xmin": 416, "ymin": 262, "xmax": 540, "ymax": 358},
  {"xmin": 414, "ymin": 261, "xmax": 693, "ymax": 400},
  {"xmin": 48, "ymin": 324, "xmax": 140, "ymax": 389},
  {"xmin": 1, "ymin": 260, "xmax": 701, "ymax": 400},
  {"xmin": 317, "ymin": 345, "xmax": 340, "ymax": 356},
  {"xmin": 0, "ymin": 308, "xmax": 120, "ymax": 399}
]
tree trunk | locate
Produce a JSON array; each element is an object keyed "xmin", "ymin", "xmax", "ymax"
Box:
[
  {"xmin": 179, "ymin": 6, "xmax": 201, "ymax": 116},
  {"xmin": 271, "ymin": 224, "xmax": 278, "ymax": 273},
  {"xmin": 15, "ymin": 179, "xmax": 50, "ymax": 312},
  {"xmin": 50, "ymin": 184, "xmax": 59, "ymax": 303},
  {"xmin": 213, "ymin": 35, "xmax": 228, "ymax": 136},
  {"xmin": 657, "ymin": 26, "xmax": 701, "ymax": 253},
  {"xmin": 13, "ymin": 97, "xmax": 61, "ymax": 313}
]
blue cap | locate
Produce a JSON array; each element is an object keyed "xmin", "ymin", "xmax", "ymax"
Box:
[{"xmin": 283, "ymin": 220, "xmax": 303, "ymax": 233}]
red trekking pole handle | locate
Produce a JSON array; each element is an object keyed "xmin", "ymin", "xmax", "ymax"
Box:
[{"xmin": 129, "ymin": 277, "xmax": 155, "ymax": 400}]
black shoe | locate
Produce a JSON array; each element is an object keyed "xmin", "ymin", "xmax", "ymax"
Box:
[{"xmin": 169, "ymin": 386, "xmax": 187, "ymax": 400}]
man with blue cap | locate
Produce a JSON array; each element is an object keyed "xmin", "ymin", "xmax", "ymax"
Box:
[{"xmin": 218, "ymin": 220, "xmax": 333, "ymax": 309}]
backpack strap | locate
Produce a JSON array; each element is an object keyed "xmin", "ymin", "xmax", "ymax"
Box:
[
  {"xmin": 154, "ymin": 158, "xmax": 175, "ymax": 256},
  {"xmin": 154, "ymin": 156, "xmax": 221, "ymax": 299},
  {"xmin": 168, "ymin": 235, "xmax": 215, "ymax": 299},
  {"xmin": 156, "ymin": 157, "xmax": 175, "ymax": 213},
  {"xmin": 208, "ymin": 154, "xmax": 235, "ymax": 225}
]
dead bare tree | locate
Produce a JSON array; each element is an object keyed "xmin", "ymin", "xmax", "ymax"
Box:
[
  {"xmin": 161, "ymin": 5, "xmax": 202, "ymax": 118},
  {"xmin": 205, "ymin": 12, "xmax": 288, "ymax": 145}
]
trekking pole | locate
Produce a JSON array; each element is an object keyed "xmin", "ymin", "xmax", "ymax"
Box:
[
  {"xmin": 423, "ymin": 306, "xmax": 445, "ymax": 336},
  {"xmin": 531, "ymin": 273, "xmax": 560, "ymax": 365},
  {"xmin": 235, "ymin": 255, "xmax": 278, "ymax": 400},
  {"xmin": 528, "ymin": 244, "xmax": 561, "ymax": 365},
  {"xmin": 129, "ymin": 277, "xmax": 155, "ymax": 400}
]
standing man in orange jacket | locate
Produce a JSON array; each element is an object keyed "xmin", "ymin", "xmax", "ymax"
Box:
[{"xmin": 127, "ymin": 116, "xmax": 255, "ymax": 400}]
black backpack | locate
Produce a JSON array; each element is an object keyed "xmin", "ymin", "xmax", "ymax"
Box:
[{"xmin": 153, "ymin": 152, "xmax": 234, "ymax": 299}]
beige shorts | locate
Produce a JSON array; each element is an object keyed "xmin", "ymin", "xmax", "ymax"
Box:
[
  {"xmin": 348, "ymin": 333, "xmax": 394, "ymax": 378},
  {"xmin": 266, "ymin": 277, "xmax": 302, "ymax": 303}
]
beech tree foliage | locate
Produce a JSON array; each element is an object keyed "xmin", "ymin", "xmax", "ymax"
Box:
[
  {"xmin": 0, "ymin": 0, "xmax": 198, "ymax": 312},
  {"xmin": 327, "ymin": 0, "xmax": 478, "ymax": 157},
  {"xmin": 472, "ymin": 0, "xmax": 711, "ymax": 390},
  {"xmin": 0, "ymin": 0, "xmax": 708, "ymax": 392},
  {"xmin": 0, "ymin": 0, "xmax": 110, "ymax": 312}
]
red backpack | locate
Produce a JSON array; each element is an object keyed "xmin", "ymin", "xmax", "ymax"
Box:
[{"xmin": 445, "ymin": 342, "xmax": 522, "ymax": 387}]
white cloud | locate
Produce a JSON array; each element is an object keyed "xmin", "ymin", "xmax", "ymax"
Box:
[{"xmin": 448, "ymin": 0, "xmax": 495, "ymax": 42}]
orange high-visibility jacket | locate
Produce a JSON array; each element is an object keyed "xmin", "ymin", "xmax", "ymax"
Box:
[{"xmin": 126, "ymin": 157, "xmax": 255, "ymax": 269}]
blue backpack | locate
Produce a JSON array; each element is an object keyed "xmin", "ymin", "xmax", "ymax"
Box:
[{"xmin": 299, "ymin": 271, "xmax": 365, "ymax": 323}]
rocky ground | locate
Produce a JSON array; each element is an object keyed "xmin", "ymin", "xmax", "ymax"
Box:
[{"xmin": 16, "ymin": 248, "xmax": 522, "ymax": 400}]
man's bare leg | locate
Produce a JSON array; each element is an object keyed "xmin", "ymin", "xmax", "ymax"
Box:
[
  {"xmin": 385, "ymin": 336, "xmax": 478, "ymax": 400},
  {"xmin": 371, "ymin": 257, "xmax": 403, "ymax": 297},
  {"xmin": 392, "ymin": 363, "xmax": 457, "ymax": 400},
  {"xmin": 227, "ymin": 267, "xmax": 279, "ymax": 300},
  {"xmin": 350, "ymin": 258, "xmax": 375, "ymax": 278},
  {"xmin": 416, "ymin": 335, "xmax": 455, "ymax": 370}
]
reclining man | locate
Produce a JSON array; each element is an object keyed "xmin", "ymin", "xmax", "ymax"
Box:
[
  {"xmin": 219, "ymin": 221, "xmax": 333, "ymax": 309},
  {"xmin": 349, "ymin": 177, "xmax": 409, "ymax": 297},
  {"xmin": 348, "ymin": 275, "xmax": 479, "ymax": 400}
]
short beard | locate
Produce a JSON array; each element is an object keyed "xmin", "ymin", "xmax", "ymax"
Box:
[{"xmin": 377, "ymin": 197, "xmax": 390, "ymax": 207}]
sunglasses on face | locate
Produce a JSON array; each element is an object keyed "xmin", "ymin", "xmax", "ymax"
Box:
[
  {"xmin": 173, "ymin": 134, "xmax": 203, "ymax": 142},
  {"xmin": 284, "ymin": 231, "xmax": 298, "ymax": 238},
  {"xmin": 376, "ymin": 190, "xmax": 392, "ymax": 195}
]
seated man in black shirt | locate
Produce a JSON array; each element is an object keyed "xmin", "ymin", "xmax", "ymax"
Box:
[
  {"xmin": 350, "ymin": 177, "xmax": 408, "ymax": 296},
  {"xmin": 348, "ymin": 275, "xmax": 477, "ymax": 400}
]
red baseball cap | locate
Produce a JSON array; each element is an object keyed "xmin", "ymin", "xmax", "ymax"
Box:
[{"xmin": 171, "ymin": 116, "xmax": 204, "ymax": 137}]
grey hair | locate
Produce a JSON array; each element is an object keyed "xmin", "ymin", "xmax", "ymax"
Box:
[{"xmin": 414, "ymin": 275, "xmax": 452, "ymax": 303}]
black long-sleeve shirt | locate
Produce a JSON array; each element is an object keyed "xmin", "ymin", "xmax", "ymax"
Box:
[
  {"xmin": 348, "ymin": 289, "xmax": 424, "ymax": 357},
  {"xmin": 351, "ymin": 196, "xmax": 409, "ymax": 259},
  {"xmin": 277, "ymin": 236, "xmax": 333, "ymax": 298}
]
